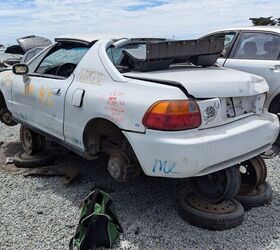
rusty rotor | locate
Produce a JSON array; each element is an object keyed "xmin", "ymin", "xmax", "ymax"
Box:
[{"xmin": 238, "ymin": 156, "xmax": 267, "ymax": 195}]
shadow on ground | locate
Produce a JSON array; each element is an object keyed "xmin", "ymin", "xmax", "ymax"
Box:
[{"xmin": 1, "ymin": 141, "xmax": 279, "ymax": 249}]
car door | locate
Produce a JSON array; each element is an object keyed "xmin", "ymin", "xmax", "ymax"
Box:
[
  {"xmin": 223, "ymin": 31, "xmax": 280, "ymax": 96},
  {"xmin": 11, "ymin": 42, "xmax": 89, "ymax": 140}
]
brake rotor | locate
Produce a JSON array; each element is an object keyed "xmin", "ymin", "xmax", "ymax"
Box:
[
  {"xmin": 238, "ymin": 156, "xmax": 267, "ymax": 195},
  {"xmin": 108, "ymin": 150, "xmax": 141, "ymax": 182},
  {"xmin": 187, "ymin": 194, "xmax": 236, "ymax": 214}
]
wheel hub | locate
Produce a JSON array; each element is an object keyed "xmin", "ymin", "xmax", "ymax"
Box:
[
  {"xmin": 0, "ymin": 108, "xmax": 17, "ymax": 126},
  {"xmin": 107, "ymin": 151, "xmax": 141, "ymax": 182},
  {"xmin": 2, "ymin": 112, "xmax": 12, "ymax": 123},
  {"xmin": 108, "ymin": 156, "xmax": 123, "ymax": 180}
]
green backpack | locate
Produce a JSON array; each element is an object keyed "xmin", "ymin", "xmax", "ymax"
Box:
[{"xmin": 69, "ymin": 189, "xmax": 123, "ymax": 250}]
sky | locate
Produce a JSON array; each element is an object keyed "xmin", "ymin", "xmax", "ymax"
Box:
[{"xmin": 0, "ymin": 0, "xmax": 280, "ymax": 44}]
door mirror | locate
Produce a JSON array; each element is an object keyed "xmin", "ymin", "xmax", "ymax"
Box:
[{"xmin": 12, "ymin": 64, "xmax": 29, "ymax": 75}]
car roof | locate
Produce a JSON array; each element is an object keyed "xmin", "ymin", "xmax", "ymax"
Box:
[
  {"xmin": 209, "ymin": 26, "xmax": 280, "ymax": 34},
  {"xmin": 55, "ymin": 33, "xmax": 128, "ymax": 43},
  {"xmin": 55, "ymin": 34, "xmax": 167, "ymax": 45}
]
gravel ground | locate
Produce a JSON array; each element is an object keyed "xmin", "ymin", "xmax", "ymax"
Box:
[{"xmin": 0, "ymin": 123, "xmax": 280, "ymax": 250}]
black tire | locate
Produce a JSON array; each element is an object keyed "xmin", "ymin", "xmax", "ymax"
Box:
[
  {"xmin": 20, "ymin": 125, "xmax": 46, "ymax": 155},
  {"xmin": 177, "ymin": 190, "xmax": 244, "ymax": 230},
  {"xmin": 0, "ymin": 108, "xmax": 18, "ymax": 126},
  {"xmin": 14, "ymin": 151, "xmax": 54, "ymax": 168},
  {"xmin": 189, "ymin": 166, "xmax": 241, "ymax": 204},
  {"xmin": 236, "ymin": 181, "xmax": 273, "ymax": 211}
]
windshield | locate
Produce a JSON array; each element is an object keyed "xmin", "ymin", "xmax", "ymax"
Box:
[{"xmin": 36, "ymin": 46, "xmax": 89, "ymax": 74}]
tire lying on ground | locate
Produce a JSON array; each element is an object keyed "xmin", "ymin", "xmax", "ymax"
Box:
[
  {"xmin": 177, "ymin": 190, "xmax": 244, "ymax": 230},
  {"xmin": 236, "ymin": 181, "xmax": 273, "ymax": 211},
  {"xmin": 14, "ymin": 151, "xmax": 54, "ymax": 168}
]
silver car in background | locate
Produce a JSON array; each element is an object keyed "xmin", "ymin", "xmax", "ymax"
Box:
[
  {"xmin": 201, "ymin": 27, "xmax": 280, "ymax": 151},
  {"xmin": 201, "ymin": 27, "xmax": 280, "ymax": 114}
]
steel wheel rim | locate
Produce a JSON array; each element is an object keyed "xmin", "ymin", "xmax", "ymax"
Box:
[
  {"xmin": 238, "ymin": 157, "xmax": 267, "ymax": 195},
  {"xmin": 22, "ymin": 128, "xmax": 33, "ymax": 153},
  {"xmin": 255, "ymin": 156, "xmax": 267, "ymax": 186},
  {"xmin": 191, "ymin": 170, "xmax": 228, "ymax": 203},
  {"xmin": 187, "ymin": 194, "xmax": 236, "ymax": 214}
]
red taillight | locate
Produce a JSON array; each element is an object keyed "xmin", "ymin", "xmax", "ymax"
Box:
[{"xmin": 142, "ymin": 100, "xmax": 202, "ymax": 131}]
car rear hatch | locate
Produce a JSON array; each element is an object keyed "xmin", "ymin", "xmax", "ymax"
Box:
[
  {"xmin": 17, "ymin": 35, "xmax": 52, "ymax": 52},
  {"xmin": 124, "ymin": 66, "xmax": 268, "ymax": 129}
]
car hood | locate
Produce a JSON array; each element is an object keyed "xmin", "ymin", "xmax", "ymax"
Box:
[{"xmin": 123, "ymin": 66, "xmax": 268, "ymax": 98}]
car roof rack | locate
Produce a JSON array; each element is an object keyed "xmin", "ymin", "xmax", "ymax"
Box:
[{"xmin": 123, "ymin": 38, "xmax": 224, "ymax": 72}]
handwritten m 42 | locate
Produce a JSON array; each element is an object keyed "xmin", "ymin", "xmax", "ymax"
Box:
[{"xmin": 152, "ymin": 159, "xmax": 177, "ymax": 174}]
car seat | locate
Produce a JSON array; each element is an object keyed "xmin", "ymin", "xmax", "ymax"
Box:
[{"xmin": 243, "ymin": 41, "xmax": 257, "ymax": 58}]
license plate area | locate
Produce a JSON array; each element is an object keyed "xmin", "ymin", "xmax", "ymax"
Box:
[{"xmin": 221, "ymin": 95, "xmax": 265, "ymax": 118}]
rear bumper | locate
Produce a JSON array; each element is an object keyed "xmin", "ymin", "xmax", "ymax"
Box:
[{"xmin": 123, "ymin": 110, "xmax": 279, "ymax": 178}]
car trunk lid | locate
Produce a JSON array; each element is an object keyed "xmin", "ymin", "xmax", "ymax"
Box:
[
  {"xmin": 124, "ymin": 66, "xmax": 268, "ymax": 129},
  {"xmin": 123, "ymin": 66, "xmax": 268, "ymax": 98}
]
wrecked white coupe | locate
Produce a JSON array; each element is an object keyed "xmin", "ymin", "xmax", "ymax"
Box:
[{"xmin": 0, "ymin": 35, "xmax": 279, "ymax": 182}]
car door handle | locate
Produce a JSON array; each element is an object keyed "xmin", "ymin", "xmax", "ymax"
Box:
[
  {"xmin": 52, "ymin": 88, "xmax": 61, "ymax": 96},
  {"xmin": 270, "ymin": 65, "xmax": 280, "ymax": 72}
]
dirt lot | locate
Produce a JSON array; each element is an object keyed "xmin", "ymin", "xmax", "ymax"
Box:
[{"xmin": 0, "ymin": 124, "xmax": 280, "ymax": 250}]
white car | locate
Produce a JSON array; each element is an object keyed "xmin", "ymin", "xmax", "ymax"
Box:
[
  {"xmin": 201, "ymin": 26, "xmax": 280, "ymax": 119},
  {"xmin": 0, "ymin": 35, "xmax": 278, "ymax": 187}
]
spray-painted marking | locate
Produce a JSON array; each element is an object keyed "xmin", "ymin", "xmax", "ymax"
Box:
[
  {"xmin": 152, "ymin": 159, "xmax": 177, "ymax": 174},
  {"xmin": 0, "ymin": 71, "xmax": 15, "ymax": 87},
  {"xmin": 23, "ymin": 83, "xmax": 34, "ymax": 96},
  {"xmin": 38, "ymin": 86, "xmax": 54, "ymax": 107},
  {"xmin": 78, "ymin": 68, "xmax": 105, "ymax": 85},
  {"xmin": 105, "ymin": 91, "xmax": 125, "ymax": 123}
]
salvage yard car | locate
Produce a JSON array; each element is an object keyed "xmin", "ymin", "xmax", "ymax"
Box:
[{"xmin": 0, "ymin": 35, "xmax": 279, "ymax": 209}]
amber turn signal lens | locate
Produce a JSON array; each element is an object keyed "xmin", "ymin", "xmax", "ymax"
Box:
[{"xmin": 142, "ymin": 99, "xmax": 201, "ymax": 131}]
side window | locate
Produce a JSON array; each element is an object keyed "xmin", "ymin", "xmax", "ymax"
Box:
[
  {"xmin": 203, "ymin": 32, "xmax": 236, "ymax": 57},
  {"xmin": 233, "ymin": 32, "xmax": 280, "ymax": 60},
  {"xmin": 22, "ymin": 48, "xmax": 43, "ymax": 64},
  {"xmin": 34, "ymin": 44, "xmax": 89, "ymax": 78},
  {"xmin": 25, "ymin": 51, "xmax": 36, "ymax": 63}
]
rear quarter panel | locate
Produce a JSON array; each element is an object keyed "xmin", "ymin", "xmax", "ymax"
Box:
[{"xmin": 63, "ymin": 40, "xmax": 186, "ymax": 150}]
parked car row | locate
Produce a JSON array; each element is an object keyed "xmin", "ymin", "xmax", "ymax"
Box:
[{"xmin": 0, "ymin": 27, "xmax": 279, "ymax": 229}]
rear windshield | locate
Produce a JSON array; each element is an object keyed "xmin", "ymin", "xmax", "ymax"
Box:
[
  {"xmin": 107, "ymin": 43, "xmax": 146, "ymax": 67},
  {"xmin": 107, "ymin": 38, "xmax": 223, "ymax": 72}
]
